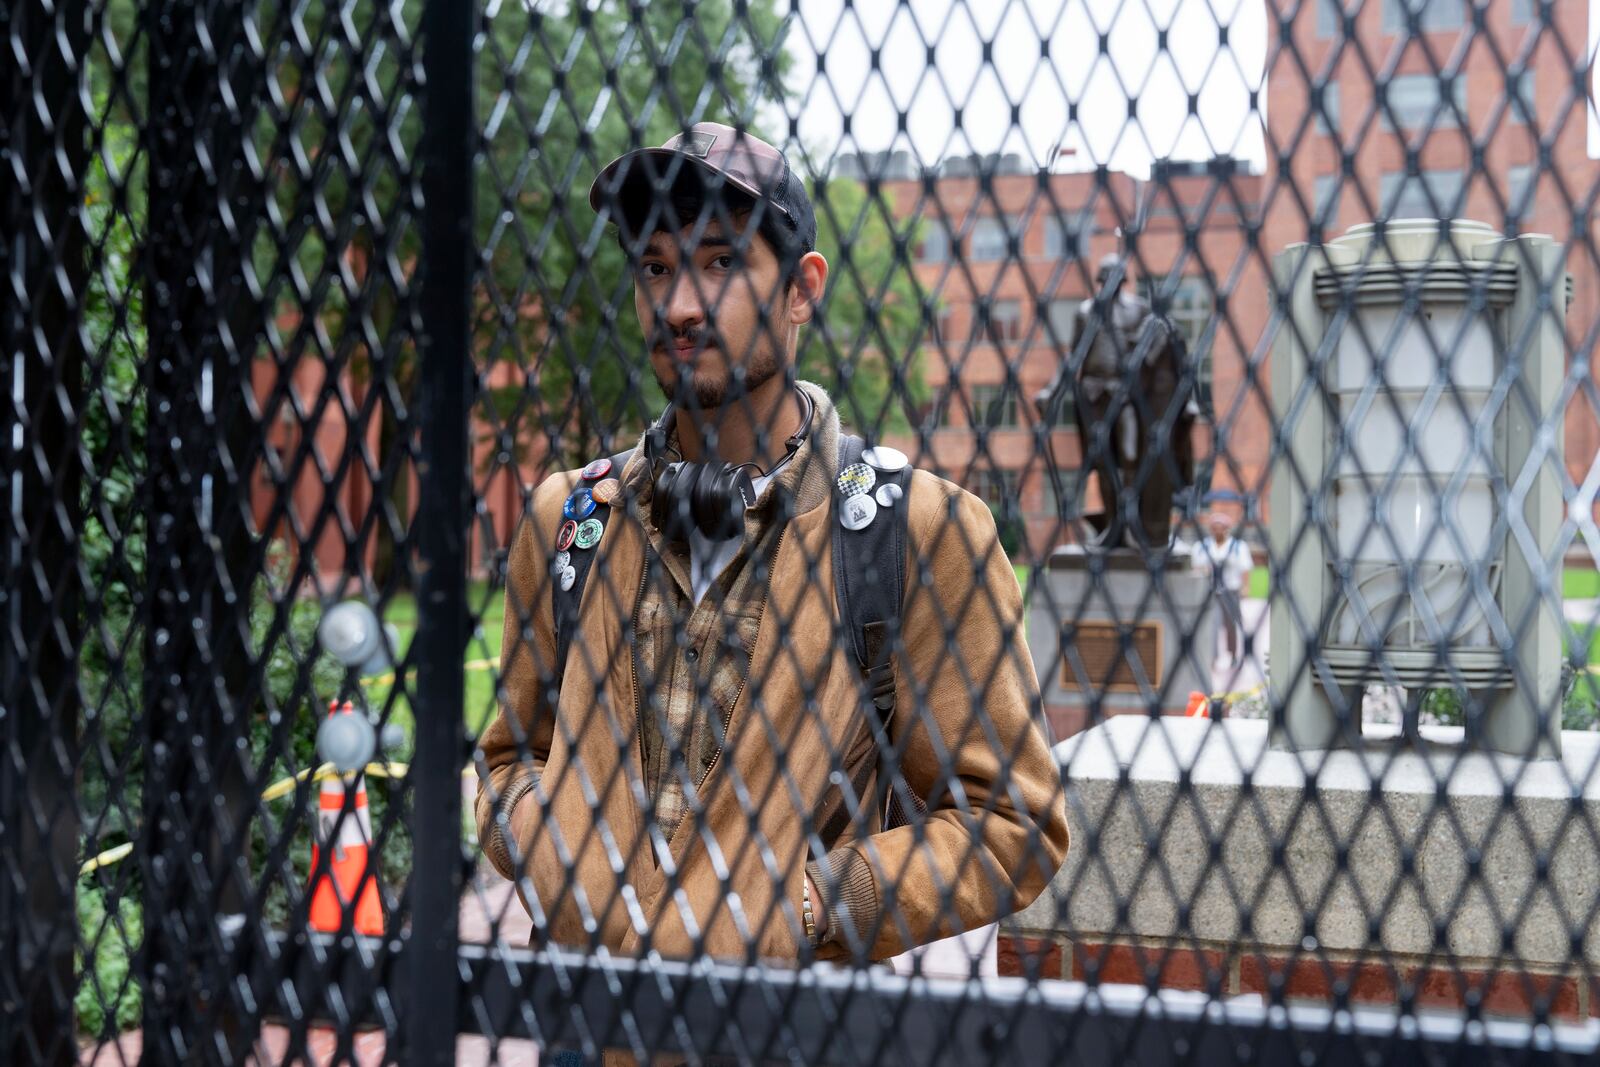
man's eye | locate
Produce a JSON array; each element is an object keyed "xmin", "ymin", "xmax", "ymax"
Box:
[
  {"xmin": 710, "ymin": 254, "xmax": 733, "ymax": 270},
  {"xmin": 640, "ymin": 262, "xmax": 668, "ymax": 278}
]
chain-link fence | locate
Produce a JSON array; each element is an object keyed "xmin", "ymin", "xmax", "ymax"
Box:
[{"xmin": 5, "ymin": 0, "xmax": 1600, "ymax": 1064}]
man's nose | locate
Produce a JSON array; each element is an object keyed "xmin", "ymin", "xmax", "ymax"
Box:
[{"xmin": 664, "ymin": 272, "xmax": 705, "ymax": 333}]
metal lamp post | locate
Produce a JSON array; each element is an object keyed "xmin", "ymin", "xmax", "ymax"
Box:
[{"xmin": 1269, "ymin": 219, "xmax": 1567, "ymax": 755}]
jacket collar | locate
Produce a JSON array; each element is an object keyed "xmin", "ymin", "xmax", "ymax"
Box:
[{"xmin": 621, "ymin": 380, "xmax": 840, "ymax": 526}]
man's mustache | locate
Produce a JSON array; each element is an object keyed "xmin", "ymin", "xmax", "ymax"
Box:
[{"xmin": 653, "ymin": 327, "xmax": 717, "ymax": 350}]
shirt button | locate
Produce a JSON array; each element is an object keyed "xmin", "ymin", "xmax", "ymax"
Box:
[{"xmin": 686, "ymin": 647, "xmax": 699, "ymax": 662}]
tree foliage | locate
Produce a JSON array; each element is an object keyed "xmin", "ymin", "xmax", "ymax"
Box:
[{"xmin": 476, "ymin": 1, "xmax": 927, "ymax": 463}]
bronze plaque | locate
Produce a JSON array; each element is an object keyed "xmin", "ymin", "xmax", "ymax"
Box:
[{"xmin": 1062, "ymin": 621, "xmax": 1163, "ymax": 692}]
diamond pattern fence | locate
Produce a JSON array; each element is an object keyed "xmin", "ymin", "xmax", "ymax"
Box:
[{"xmin": 4, "ymin": 0, "xmax": 1600, "ymax": 1064}]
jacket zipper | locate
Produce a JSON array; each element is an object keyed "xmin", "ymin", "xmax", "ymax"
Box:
[{"xmin": 629, "ymin": 546, "xmax": 652, "ymax": 780}]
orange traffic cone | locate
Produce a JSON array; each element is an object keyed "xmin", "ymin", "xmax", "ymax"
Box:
[
  {"xmin": 309, "ymin": 701, "xmax": 384, "ymax": 935},
  {"xmin": 1185, "ymin": 691, "xmax": 1211, "ymax": 718}
]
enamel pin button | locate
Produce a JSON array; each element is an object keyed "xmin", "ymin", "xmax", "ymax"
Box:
[
  {"xmin": 836, "ymin": 462, "xmax": 876, "ymax": 498},
  {"xmin": 574, "ymin": 517, "xmax": 604, "ymax": 549},
  {"xmin": 861, "ymin": 445, "xmax": 908, "ymax": 473},
  {"xmin": 840, "ymin": 492, "xmax": 878, "ymax": 531}
]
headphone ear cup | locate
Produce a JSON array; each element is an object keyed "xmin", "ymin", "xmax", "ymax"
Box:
[
  {"xmin": 654, "ymin": 461, "xmax": 691, "ymax": 542},
  {"xmin": 696, "ymin": 465, "xmax": 752, "ymax": 540},
  {"xmin": 688, "ymin": 463, "xmax": 730, "ymax": 540}
]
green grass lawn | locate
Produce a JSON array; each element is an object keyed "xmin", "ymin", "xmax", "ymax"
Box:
[{"xmin": 366, "ymin": 581, "xmax": 506, "ymax": 746}]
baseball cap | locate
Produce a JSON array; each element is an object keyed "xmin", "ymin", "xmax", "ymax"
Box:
[{"xmin": 588, "ymin": 122, "xmax": 817, "ymax": 253}]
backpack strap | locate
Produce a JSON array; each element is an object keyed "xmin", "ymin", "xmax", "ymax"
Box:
[
  {"xmin": 831, "ymin": 434, "xmax": 922, "ymax": 831},
  {"xmin": 553, "ymin": 448, "xmax": 634, "ymax": 681}
]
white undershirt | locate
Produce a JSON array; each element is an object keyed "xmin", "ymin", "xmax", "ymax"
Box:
[
  {"xmin": 686, "ymin": 472, "xmax": 773, "ymax": 605},
  {"xmin": 1194, "ymin": 535, "xmax": 1253, "ymax": 593}
]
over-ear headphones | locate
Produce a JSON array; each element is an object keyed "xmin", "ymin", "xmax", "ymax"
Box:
[{"xmin": 646, "ymin": 386, "xmax": 816, "ymax": 542}]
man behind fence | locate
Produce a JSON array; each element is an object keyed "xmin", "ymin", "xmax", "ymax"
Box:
[{"xmin": 475, "ymin": 123, "xmax": 1069, "ymax": 969}]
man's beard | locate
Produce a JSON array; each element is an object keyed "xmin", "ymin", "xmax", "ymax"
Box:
[{"xmin": 658, "ymin": 333, "xmax": 784, "ymax": 412}]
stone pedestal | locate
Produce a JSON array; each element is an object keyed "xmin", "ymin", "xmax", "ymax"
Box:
[
  {"xmin": 1003, "ymin": 717, "xmax": 1600, "ymax": 1019},
  {"xmin": 1028, "ymin": 544, "xmax": 1218, "ymax": 742}
]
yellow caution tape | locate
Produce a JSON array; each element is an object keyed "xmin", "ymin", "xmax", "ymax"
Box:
[
  {"xmin": 361, "ymin": 657, "xmax": 498, "ymax": 689},
  {"xmin": 1210, "ymin": 680, "xmax": 1266, "ymax": 704},
  {"xmin": 79, "ymin": 761, "xmax": 475, "ymax": 878},
  {"xmin": 79, "ymin": 841, "xmax": 133, "ymax": 877}
]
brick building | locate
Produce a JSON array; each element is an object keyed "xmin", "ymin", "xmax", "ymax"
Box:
[
  {"xmin": 860, "ymin": 0, "xmax": 1596, "ymax": 562},
  {"xmin": 1268, "ymin": 0, "xmax": 1599, "ymax": 484}
]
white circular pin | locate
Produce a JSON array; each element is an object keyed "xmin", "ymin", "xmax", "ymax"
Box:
[
  {"xmin": 861, "ymin": 445, "xmax": 908, "ymax": 473},
  {"xmin": 559, "ymin": 564, "xmax": 577, "ymax": 591},
  {"xmin": 874, "ymin": 482, "xmax": 903, "ymax": 508},
  {"xmin": 555, "ymin": 550, "xmax": 571, "ymax": 571},
  {"xmin": 839, "ymin": 492, "xmax": 878, "ymax": 531}
]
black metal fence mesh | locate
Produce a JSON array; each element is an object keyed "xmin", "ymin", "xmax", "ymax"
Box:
[{"xmin": 4, "ymin": 0, "xmax": 1600, "ymax": 1064}]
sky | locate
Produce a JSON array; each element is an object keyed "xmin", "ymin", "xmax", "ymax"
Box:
[{"xmin": 763, "ymin": 0, "xmax": 1600, "ymax": 179}]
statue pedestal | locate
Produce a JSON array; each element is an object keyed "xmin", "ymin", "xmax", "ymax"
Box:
[{"xmin": 1027, "ymin": 544, "xmax": 1218, "ymax": 741}]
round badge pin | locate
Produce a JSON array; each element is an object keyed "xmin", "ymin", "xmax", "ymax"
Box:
[
  {"xmin": 840, "ymin": 492, "xmax": 879, "ymax": 531},
  {"xmin": 590, "ymin": 477, "xmax": 623, "ymax": 505},
  {"xmin": 559, "ymin": 564, "xmax": 577, "ymax": 592},
  {"xmin": 555, "ymin": 519, "xmax": 578, "ymax": 551},
  {"xmin": 874, "ymin": 482, "xmax": 903, "ymax": 508},
  {"xmin": 836, "ymin": 463, "xmax": 877, "ymax": 498},
  {"xmin": 861, "ymin": 445, "xmax": 908, "ymax": 473},
  {"xmin": 581, "ymin": 457, "xmax": 613, "ymax": 481},
  {"xmin": 554, "ymin": 550, "xmax": 571, "ymax": 571},
  {"xmin": 563, "ymin": 488, "xmax": 597, "ymax": 521},
  {"xmin": 574, "ymin": 517, "xmax": 605, "ymax": 549}
]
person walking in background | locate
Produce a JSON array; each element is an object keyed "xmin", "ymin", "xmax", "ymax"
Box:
[{"xmin": 1193, "ymin": 511, "xmax": 1254, "ymax": 668}]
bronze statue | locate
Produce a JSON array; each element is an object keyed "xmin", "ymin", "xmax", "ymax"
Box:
[{"xmin": 1037, "ymin": 254, "xmax": 1198, "ymax": 548}]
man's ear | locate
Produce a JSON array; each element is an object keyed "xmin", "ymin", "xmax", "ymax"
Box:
[{"xmin": 788, "ymin": 250, "xmax": 828, "ymax": 326}]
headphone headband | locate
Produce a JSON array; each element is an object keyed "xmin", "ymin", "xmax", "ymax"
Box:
[{"xmin": 647, "ymin": 385, "xmax": 816, "ymax": 542}]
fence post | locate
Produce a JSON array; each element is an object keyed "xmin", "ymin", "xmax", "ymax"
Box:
[
  {"xmin": 0, "ymin": 2, "xmax": 87, "ymax": 1063},
  {"xmin": 411, "ymin": 0, "xmax": 475, "ymax": 1061},
  {"xmin": 139, "ymin": 2, "xmax": 264, "ymax": 1061}
]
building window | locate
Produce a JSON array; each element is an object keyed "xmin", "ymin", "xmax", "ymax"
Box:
[
  {"xmin": 1313, "ymin": 173, "xmax": 1341, "ymax": 224},
  {"xmin": 1043, "ymin": 214, "xmax": 1090, "ymax": 260},
  {"xmin": 968, "ymin": 468, "xmax": 1022, "ymax": 511},
  {"xmin": 1039, "ymin": 470, "xmax": 1079, "ymax": 520},
  {"xmin": 970, "ymin": 384, "xmax": 1020, "ymax": 429},
  {"xmin": 1380, "ymin": 168, "xmax": 1466, "ymax": 219},
  {"xmin": 1165, "ymin": 277, "xmax": 1212, "ymax": 353},
  {"xmin": 1507, "ymin": 69, "xmax": 1533, "ymax": 126},
  {"xmin": 985, "ymin": 299, "xmax": 1023, "ymax": 343},
  {"xmin": 1383, "ymin": 0, "xmax": 1465, "ymax": 34},
  {"xmin": 1316, "ymin": 82, "xmax": 1341, "ymax": 135},
  {"xmin": 1507, "ymin": 164, "xmax": 1535, "ymax": 221},
  {"xmin": 1316, "ymin": 0, "xmax": 1343, "ymax": 38},
  {"xmin": 1381, "ymin": 73, "xmax": 1467, "ymax": 130},
  {"xmin": 1046, "ymin": 299, "xmax": 1077, "ymax": 347},
  {"xmin": 970, "ymin": 216, "xmax": 1010, "ymax": 262},
  {"xmin": 919, "ymin": 221, "xmax": 951, "ymax": 263},
  {"xmin": 1040, "ymin": 387, "xmax": 1076, "ymax": 427}
]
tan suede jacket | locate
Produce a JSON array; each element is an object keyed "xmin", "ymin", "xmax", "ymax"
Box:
[{"xmin": 474, "ymin": 388, "xmax": 1069, "ymax": 964}]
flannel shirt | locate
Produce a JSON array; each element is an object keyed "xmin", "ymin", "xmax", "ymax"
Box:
[{"xmin": 624, "ymin": 393, "xmax": 823, "ymax": 847}]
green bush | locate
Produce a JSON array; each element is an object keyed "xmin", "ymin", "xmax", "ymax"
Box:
[
  {"xmin": 74, "ymin": 885, "xmax": 142, "ymax": 1038},
  {"xmin": 1419, "ymin": 683, "xmax": 1600, "ymax": 732}
]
